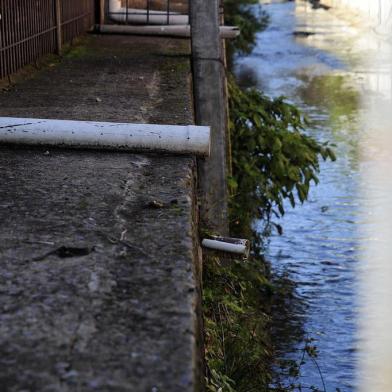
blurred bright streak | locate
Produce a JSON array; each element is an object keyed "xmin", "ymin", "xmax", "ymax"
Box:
[{"xmin": 358, "ymin": 44, "xmax": 392, "ymax": 392}]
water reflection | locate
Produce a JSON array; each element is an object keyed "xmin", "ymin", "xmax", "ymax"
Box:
[{"xmin": 235, "ymin": 0, "xmax": 392, "ymax": 390}]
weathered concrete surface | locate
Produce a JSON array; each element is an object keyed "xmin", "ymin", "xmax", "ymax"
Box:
[{"xmin": 0, "ymin": 35, "xmax": 202, "ymax": 392}]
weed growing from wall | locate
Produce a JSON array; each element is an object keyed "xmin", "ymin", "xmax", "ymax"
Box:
[{"xmin": 204, "ymin": 255, "xmax": 274, "ymax": 392}]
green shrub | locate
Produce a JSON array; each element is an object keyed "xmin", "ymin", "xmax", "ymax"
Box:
[{"xmin": 228, "ymin": 77, "xmax": 336, "ymax": 239}]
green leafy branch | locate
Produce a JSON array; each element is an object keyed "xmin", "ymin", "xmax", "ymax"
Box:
[
  {"xmin": 224, "ymin": 0, "xmax": 269, "ymax": 58},
  {"xmin": 228, "ymin": 76, "xmax": 336, "ymax": 238}
]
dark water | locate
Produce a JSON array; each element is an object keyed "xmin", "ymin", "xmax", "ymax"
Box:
[{"xmin": 235, "ymin": 1, "xmax": 373, "ymax": 390}]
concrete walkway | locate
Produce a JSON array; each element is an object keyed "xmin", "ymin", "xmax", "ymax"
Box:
[{"xmin": 0, "ymin": 35, "xmax": 202, "ymax": 392}]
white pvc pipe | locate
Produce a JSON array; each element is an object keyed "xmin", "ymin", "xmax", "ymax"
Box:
[
  {"xmin": 202, "ymin": 239, "xmax": 249, "ymax": 256},
  {"xmin": 0, "ymin": 117, "xmax": 210, "ymax": 156},
  {"xmin": 99, "ymin": 24, "xmax": 240, "ymax": 39},
  {"xmin": 109, "ymin": 0, "xmax": 189, "ymax": 25}
]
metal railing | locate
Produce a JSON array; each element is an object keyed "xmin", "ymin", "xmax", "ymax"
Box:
[
  {"xmin": 0, "ymin": 0, "xmax": 95, "ymax": 80},
  {"xmin": 104, "ymin": 0, "xmax": 189, "ymax": 25}
]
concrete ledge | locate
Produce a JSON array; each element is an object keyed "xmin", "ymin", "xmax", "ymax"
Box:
[{"xmin": 0, "ymin": 35, "xmax": 202, "ymax": 391}]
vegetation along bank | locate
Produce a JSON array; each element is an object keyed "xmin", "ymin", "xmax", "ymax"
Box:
[{"xmin": 203, "ymin": 1, "xmax": 336, "ymax": 391}]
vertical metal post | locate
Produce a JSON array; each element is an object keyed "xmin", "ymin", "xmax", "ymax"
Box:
[
  {"xmin": 219, "ymin": 0, "xmax": 232, "ymax": 177},
  {"xmin": 54, "ymin": 0, "xmax": 62, "ymax": 55},
  {"xmin": 0, "ymin": 0, "xmax": 5, "ymax": 79},
  {"xmin": 99, "ymin": 0, "xmax": 105, "ymax": 25},
  {"xmin": 190, "ymin": 0, "xmax": 229, "ymax": 234},
  {"xmin": 167, "ymin": 0, "xmax": 170, "ymax": 25},
  {"xmin": 147, "ymin": 0, "xmax": 150, "ymax": 24},
  {"xmin": 126, "ymin": 0, "xmax": 129, "ymax": 24}
]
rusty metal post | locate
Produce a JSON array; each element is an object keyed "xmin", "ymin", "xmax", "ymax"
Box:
[
  {"xmin": 99, "ymin": 0, "xmax": 105, "ymax": 25},
  {"xmin": 54, "ymin": 0, "xmax": 62, "ymax": 55}
]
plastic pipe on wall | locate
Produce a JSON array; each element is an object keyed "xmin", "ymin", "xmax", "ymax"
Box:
[
  {"xmin": 202, "ymin": 237, "xmax": 250, "ymax": 257},
  {"xmin": 0, "ymin": 117, "xmax": 211, "ymax": 156},
  {"xmin": 108, "ymin": 0, "xmax": 189, "ymax": 25},
  {"xmin": 99, "ymin": 24, "xmax": 240, "ymax": 39}
]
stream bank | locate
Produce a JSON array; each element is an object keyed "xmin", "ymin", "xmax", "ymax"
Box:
[{"xmin": 236, "ymin": 0, "xmax": 392, "ymax": 390}]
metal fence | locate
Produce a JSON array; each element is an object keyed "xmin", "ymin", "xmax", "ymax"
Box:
[
  {"xmin": 0, "ymin": 0, "xmax": 95, "ymax": 80},
  {"xmin": 104, "ymin": 0, "xmax": 189, "ymax": 25}
]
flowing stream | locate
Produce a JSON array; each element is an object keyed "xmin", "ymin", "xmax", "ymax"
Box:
[{"xmin": 236, "ymin": 1, "xmax": 392, "ymax": 390}]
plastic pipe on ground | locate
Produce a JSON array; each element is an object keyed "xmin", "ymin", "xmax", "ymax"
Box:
[
  {"xmin": 99, "ymin": 24, "xmax": 240, "ymax": 39},
  {"xmin": 202, "ymin": 237, "xmax": 250, "ymax": 257},
  {"xmin": 0, "ymin": 117, "xmax": 210, "ymax": 156},
  {"xmin": 108, "ymin": 0, "xmax": 188, "ymax": 25}
]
